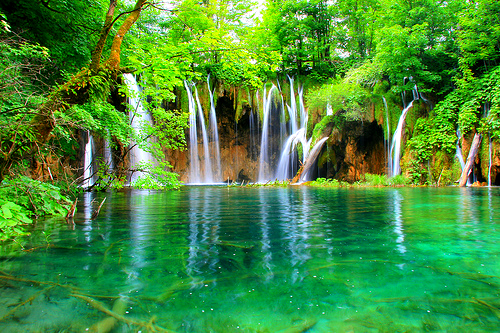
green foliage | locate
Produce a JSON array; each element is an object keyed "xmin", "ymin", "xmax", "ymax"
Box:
[
  {"xmin": 457, "ymin": 0, "xmax": 500, "ymax": 78},
  {"xmin": 0, "ymin": 176, "xmax": 72, "ymax": 241},
  {"xmin": 358, "ymin": 174, "xmax": 410, "ymax": 186},
  {"xmin": 259, "ymin": 0, "xmax": 334, "ymax": 76},
  {"xmin": 131, "ymin": 161, "xmax": 183, "ymax": 190},
  {"xmin": 306, "ymin": 80, "xmax": 371, "ymax": 121},
  {"xmin": 64, "ymin": 100, "xmax": 131, "ymax": 145},
  {"xmin": 308, "ymin": 178, "xmax": 348, "ymax": 187},
  {"xmin": 0, "ymin": 26, "xmax": 52, "ymax": 179},
  {"xmin": 0, "ymin": 0, "xmax": 105, "ymax": 75},
  {"xmin": 388, "ymin": 175, "xmax": 411, "ymax": 186},
  {"xmin": 362, "ymin": 173, "xmax": 389, "ymax": 186},
  {"xmin": 243, "ymin": 179, "xmax": 290, "ymax": 187},
  {"xmin": 91, "ymin": 158, "xmax": 126, "ymax": 191},
  {"xmin": 0, "ymin": 199, "xmax": 31, "ymax": 241}
]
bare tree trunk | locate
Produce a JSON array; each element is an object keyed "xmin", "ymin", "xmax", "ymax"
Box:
[{"xmin": 459, "ymin": 133, "xmax": 482, "ymax": 187}]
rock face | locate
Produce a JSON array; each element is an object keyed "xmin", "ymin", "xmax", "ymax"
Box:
[{"xmin": 321, "ymin": 120, "xmax": 385, "ymax": 182}]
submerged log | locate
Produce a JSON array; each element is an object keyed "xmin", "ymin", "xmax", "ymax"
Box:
[
  {"xmin": 459, "ymin": 133, "xmax": 482, "ymax": 187},
  {"xmin": 89, "ymin": 297, "xmax": 128, "ymax": 333}
]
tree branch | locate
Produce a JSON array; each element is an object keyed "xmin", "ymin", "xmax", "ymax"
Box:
[{"xmin": 39, "ymin": 0, "xmax": 63, "ymax": 14}]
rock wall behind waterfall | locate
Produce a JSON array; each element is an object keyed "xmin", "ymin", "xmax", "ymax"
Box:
[
  {"xmin": 163, "ymin": 85, "xmax": 261, "ymax": 183},
  {"xmin": 320, "ymin": 120, "xmax": 386, "ymax": 182}
]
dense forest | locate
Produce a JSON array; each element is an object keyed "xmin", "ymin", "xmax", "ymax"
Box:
[{"xmin": 0, "ymin": 0, "xmax": 499, "ymax": 239}]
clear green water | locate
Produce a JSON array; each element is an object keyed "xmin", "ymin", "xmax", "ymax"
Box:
[{"xmin": 0, "ymin": 187, "xmax": 499, "ymax": 332}]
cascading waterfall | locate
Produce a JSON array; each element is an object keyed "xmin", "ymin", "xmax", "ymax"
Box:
[
  {"xmin": 185, "ymin": 81, "xmax": 201, "ymax": 183},
  {"xmin": 455, "ymin": 128, "xmax": 466, "ymax": 170},
  {"xmin": 389, "ymin": 84, "xmax": 419, "ymax": 177},
  {"xmin": 299, "ymin": 137, "xmax": 329, "ymax": 182},
  {"xmin": 275, "ymin": 77, "xmax": 313, "ymax": 182},
  {"xmin": 484, "ymin": 103, "xmax": 492, "ymax": 186},
  {"xmin": 183, "ymin": 76, "xmax": 329, "ymax": 184},
  {"xmin": 488, "ymin": 135, "xmax": 492, "ymax": 186},
  {"xmin": 82, "ymin": 130, "xmax": 96, "ymax": 188},
  {"xmin": 207, "ymin": 76, "xmax": 221, "ymax": 180},
  {"xmin": 326, "ymin": 102, "xmax": 333, "ymax": 116},
  {"xmin": 258, "ymin": 84, "xmax": 278, "ymax": 182},
  {"xmin": 389, "ymin": 100, "xmax": 414, "ymax": 177},
  {"xmin": 124, "ymin": 73, "xmax": 155, "ymax": 183},
  {"xmin": 275, "ymin": 129, "xmax": 304, "ymax": 180},
  {"xmin": 184, "ymin": 81, "xmax": 217, "ymax": 184},
  {"xmin": 194, "ymin": 87, "xmax": 213, "ymax": 182}
]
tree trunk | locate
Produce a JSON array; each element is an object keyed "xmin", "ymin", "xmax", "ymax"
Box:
[
  {"xmin": 106, "ymin": 0, "xmax": 147, "ymax": 71},
  {"xmin": 459, "ymin": 133, "xmax": 482, "ymax": 187},
  {"xmin": 90, "ymin": 0, "xmax": 118, "ymax": 73},
  {"xmin": 0, "ymin": 0, "xmax": 148, "ymax": 183}
]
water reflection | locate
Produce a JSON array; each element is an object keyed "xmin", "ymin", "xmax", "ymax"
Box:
[
  {"xmin": 2, "ymin": 187, "xmax": 499, "ymax": 332},
  {"xmin": 186, "ymin": 188, "xmax": 222, "ymax": 281},
  {"xmin": 258, "ymin": 188, "xmax": 274, "ymax": 280},
  {"xmin": 126, "ymin": 191, "xmax": 153, "ymax": 293},
  {"xmin": 391, "ymin": 190, "xmax": 407, "ymax": 254}
]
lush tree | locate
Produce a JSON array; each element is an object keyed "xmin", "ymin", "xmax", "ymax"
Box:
[
  {"xmin": 332, "ymin": 0, "xmax": 380, "ymax": 61},
  {"xmin": 0, "ymin": 0, "xmax": 151, "ymax": 183},
  {"xmin": 371, "ymin": 0, "xmax": 460, "ymax": 95},
  {"xmin": 0, "ymin": 0, "xmax": 107, "ymax": 77},
  {"xmin": 258, "ymin": 0, "xmax": 334, "ymax": 78}
]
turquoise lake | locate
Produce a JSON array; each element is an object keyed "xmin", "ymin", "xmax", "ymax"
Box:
[{"xmin": 0, "ymin": 186, "xmax": 499, "ymax": 332}]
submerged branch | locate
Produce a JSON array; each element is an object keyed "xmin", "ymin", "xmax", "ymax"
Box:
[
  {"xmin": 71, "ymin": 294, "xmax": 173, "ymax": 333},
  {"xmin": 0, "ymin": 285, "xmax": 56, "ymax": 322},
  {"xmin": 91, "ymin": 197, "xmax": 107, "ymax": 220}
]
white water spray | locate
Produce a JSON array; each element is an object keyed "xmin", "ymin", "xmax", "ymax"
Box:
[
  {"xmin": 82, "ymin": 130, "xmax": 95, "ymax": 188},
  {"xmin": 207, "ymin": 76, "xmax": 221, "ymax": 180},
  {"xmin": 125, "ymin": 73, "xmax": 155, "ymax": 183}
]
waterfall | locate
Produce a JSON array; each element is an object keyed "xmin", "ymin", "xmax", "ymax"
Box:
[
  {"xmin": 253, "ymin": 77, "xmax": 324, "ymax": 183},
  {"xmin": 207, "ymin": 76, "xmax": 221, "ymax": 180},
  {"xmin": 184, "ymin": 81, "xmax": 215, "ymax": 184},
  {"xmin": 124, "ymin": 73, "xmax": 155, "ymax": 183},
  {"xmin": 299, "ymin": 137, "xmax": 329, "ymax": 182},
  {"xmin": 184, "ymin": 81, "xmax": 201, "ymax": 184},
  {"xmin": 82, "ymin": 130, "xmax": 95, "ymax": 188},
  {"xmin": 389, "ymin": 100, "xmax": 414, "ymax": 176},
  {"xmin": 194, "ymin": 86, "xmax": 213, "ymax": 182},
  {"xmin": 488, "ymin": 135, "xmax": 492, "ymax": 187},
  {"xmin": 275, "ymin": 129, "xmax": 304, "ymax": 180},
  {"xmin": 258, "ymin": 84, "xmax": 278, "ymax": 182},
  {"xmin": 455, "ymin": 128, "xmax": 466, "ymax": 170},
  {"xmin": 388, "ymin": 83, "xmax": 420, "ymax": 177},
  {"xmin": 326, "ymin": 102, "xmax": 333, "ymax": 116},
  {"xmin": 275, "ymin": 78, "xmax": 311, "ymax": 181}
]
